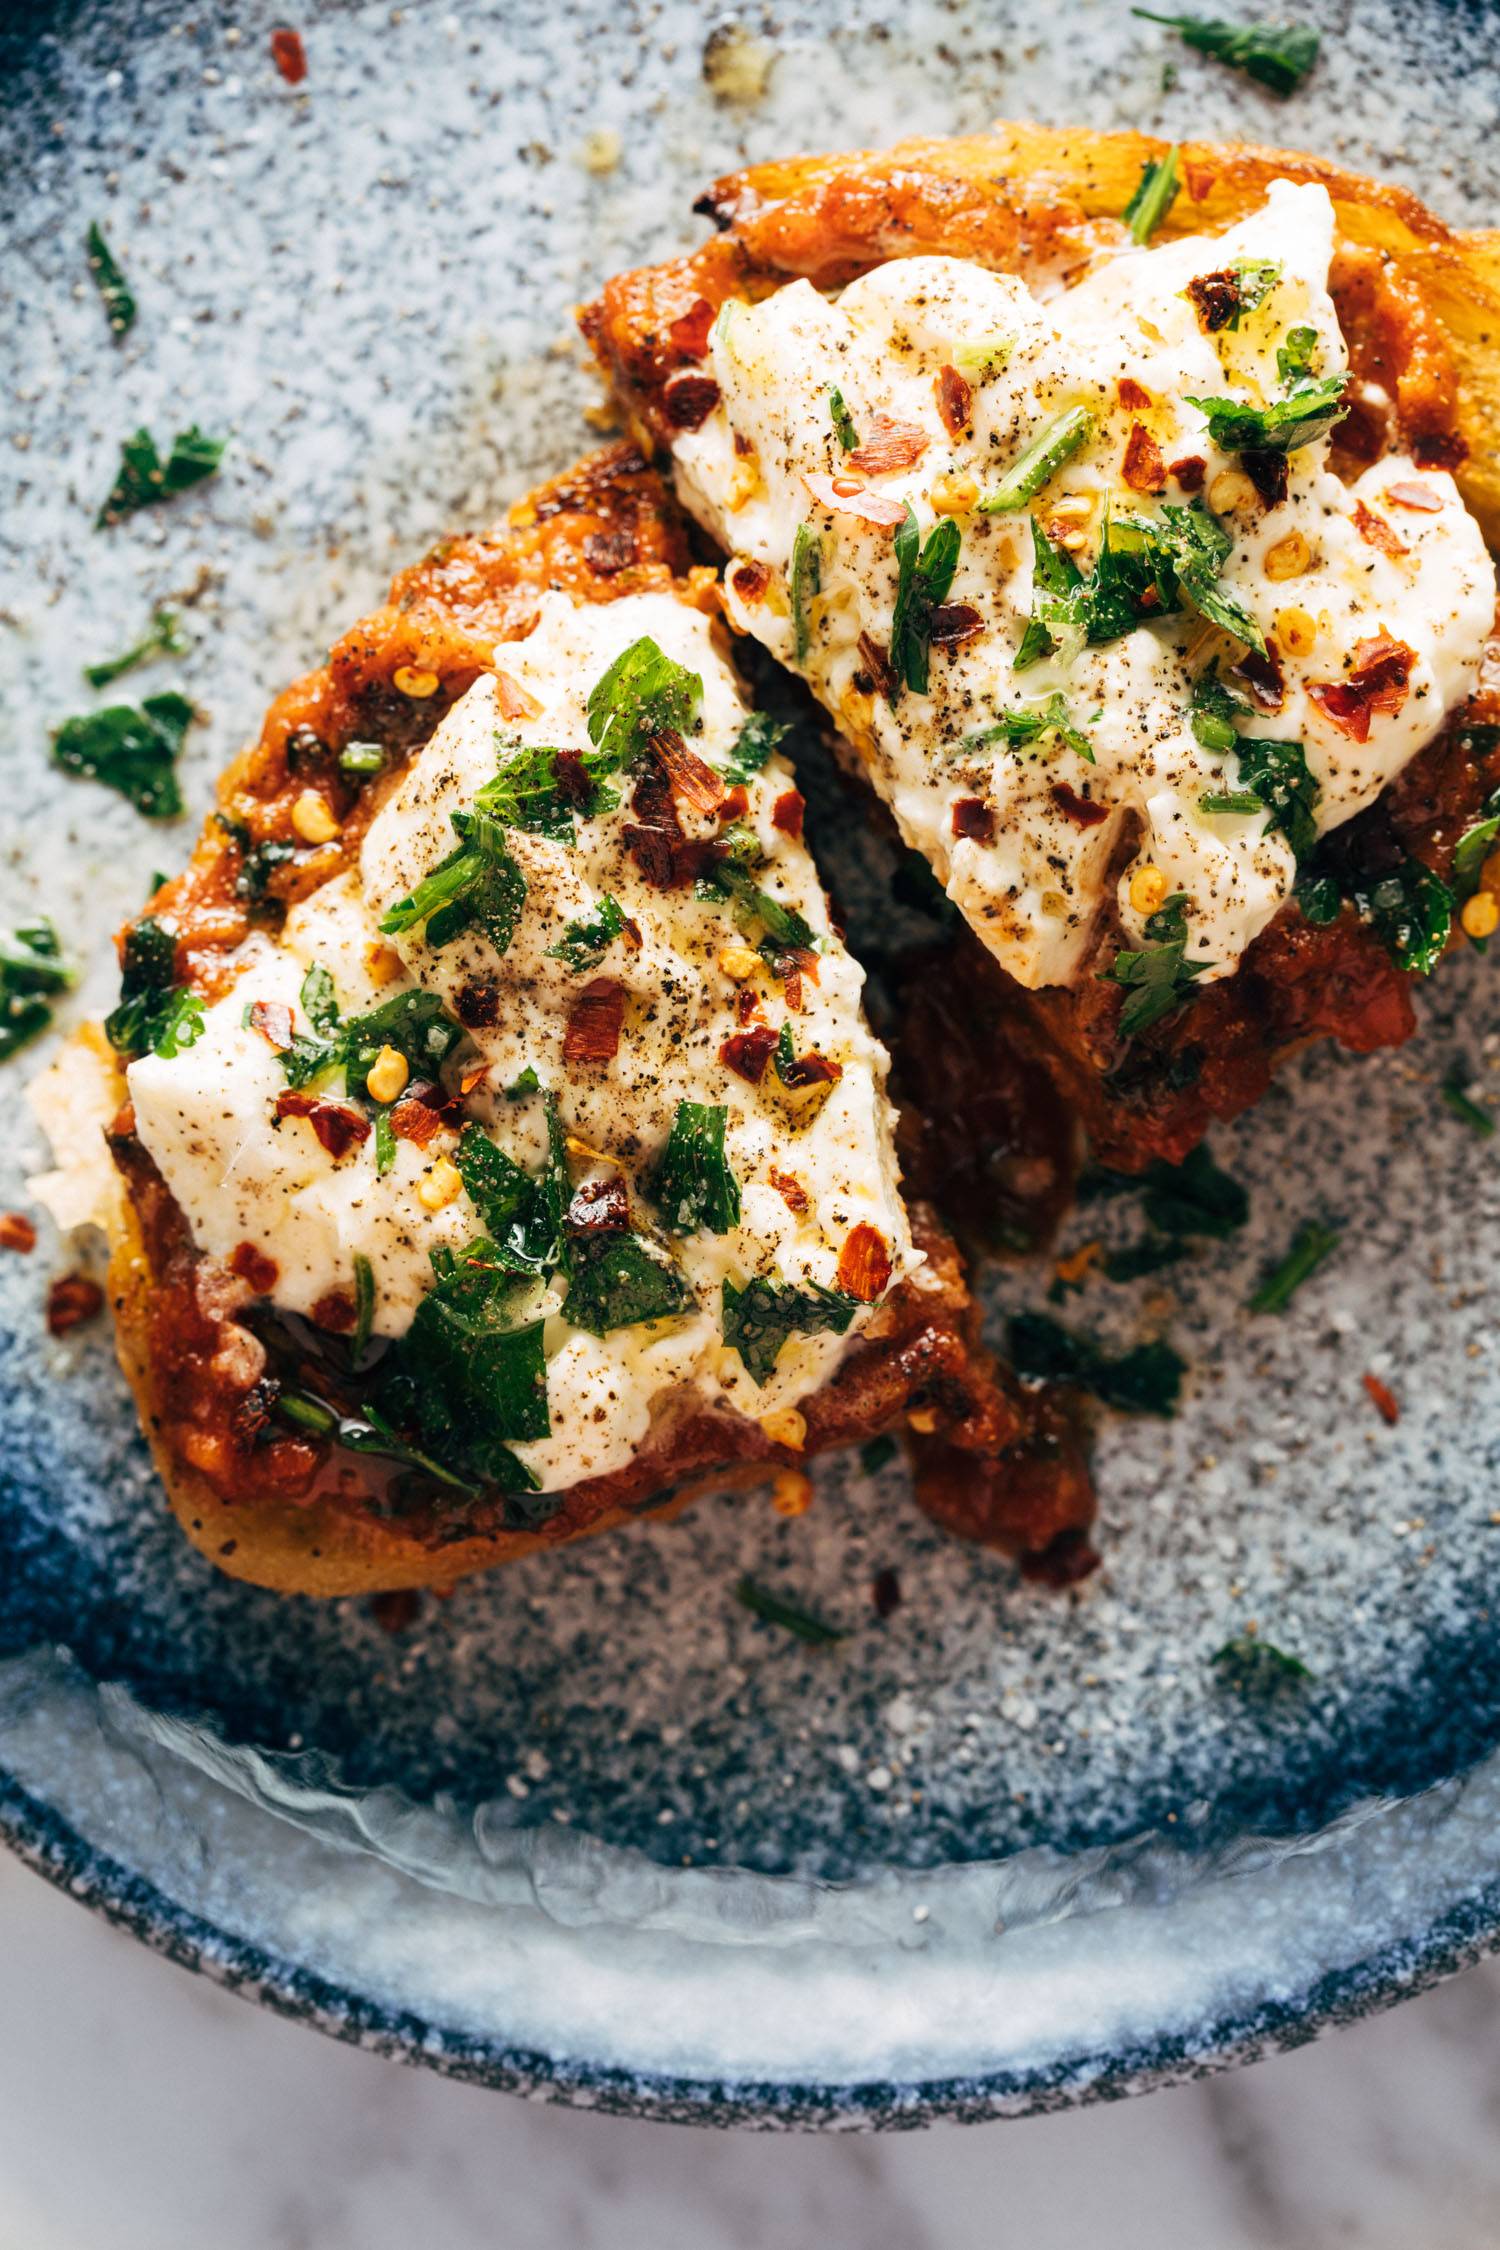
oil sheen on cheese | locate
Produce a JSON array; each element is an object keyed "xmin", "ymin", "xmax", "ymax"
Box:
[
  {"xmin": 671, "ymin": 181, "xmax": 1496, "ymax": 988},
  {"xmin": 129, "ymin": 592, "xmax": 916, "ymax": 1492}
]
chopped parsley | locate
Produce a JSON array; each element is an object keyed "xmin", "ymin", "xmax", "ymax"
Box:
[
  {"xmin": 1190, "ymin": 665, "xmax": 1254, "ymax": 754},
  {"xmin": 978, "ymin": 406, "xmax": 1094, "ymax": 513},
  {"xmin": 84, "ymin": 606, "xmax": 186, "ymax": 689},
  {"xmin": 453, "ymin": 1119, "xmax": 565, "ymax": 1278},
  {"xmin": 104, "ymin": 915, "xmax": 204, "ymax": 1058},
  {"xmin": 564, "ymin": 1227, "xmax": 695, "ymax": 1336},
  {"xmin": 1276, "ymin": 323, "xmax": 1320, "ymax": 386},
  {"xmin": 828, "ymin": 387, "xmax": 860, "ymax": 452},
  {"xmin": 1016, "ymin": 502, "xmax": 1263, "ymax": 670},
  {"xmin": 951, "ymin": 335, "xmax": 1014, "ymax": 383},
  {"xmin": 1450, "ymin": 767, "xmax": 1500, "ymax": 925},
  {"xmin": 1140, "ymin": 1142, "xmax": 1249, "ymax": 1239},
  {"xmin": 233, "ymin": 833, "xmax": 297, "ymax": 904},
  {"xmin": 965, "ymin": 693, "xmax": 1095, "ymax": 763},
  {"xmin": 724, "ymin": 710, "xmax": 790, "ymax": 783},
  {"xmin": 1442, "ymin": 1064, "xmax": 1494, "ymax": 1138},
  {"xmin": 1247, "ymin": 1220, "xmax": 1340, "ymax": 1313},
  {"xmin": 791, "ymin": 522, "xmax": 822, "ymax": 665},
  {"xmin": 1204, "ymin": 736, "xmax": 1319, "ymax": 860},
  {"xmin": 85, "ymin": 222, "xmax": 137, "ymax": 336},
  {"xmin": 0, "ymin": 920, "xmax": 74, "ymax": 1062},
  {"xmin": 280, "ymin": 979, "xmax": 463, "ymax": 1094},
  {"xmin": 379, "ymin": 800, "xmax": 527, "ymax": 954},
  {"xmin": 372, "ymin": 1241, "xmax": 549, "ymax": 1494},
  {"xmin": 1013, "ymin": 519, "xmax": 1087, "ymax": 672},
  {"xmin": 1122, "ymin": 145, "xmax": 1181, "ymax": 245},
  {"xmin": 1353, "ymin": 858, "xmax": 1454, "ymax": 977},
  {"xmin": 587, "ymin": 633, "xmax": 704, "ymax": 764},
  {"xmin": 712, "ymin": 855, "xmax": 819, "ymax": 971},
  {"xmin": 97, "ymin": 424, "xmax": 226, "ymax": 527},
  {"xmin": 1212, "ymin": 1635, "xmax": 1313, "ymax": 1690},
  {"xmin": 1009, "ymin": 1310, "xmax": 1184, "ymax": 1415},
  {"xmin": 734, "ymin": 1577, "xmax": 847, "ymax": 1648},
  {"xmin": 1131, "ymin": 9, "xmax": 1320, "ymax": 95},
  {"xmin": 1152, "ymin": 501, "xmax": 1266, "ymax": 650},
  {"xmin": 1186, "ymin": 372, "xmax": 1349, "ymax": 456},
  {"xmin": 859, "ymin": 1433, "xmax": 899, "ymax": 1475},
  {"xmin": 653, "ymin": 1101, "xmax": 741, "ymax": 1235},
  {"xmin": 721, "ymin": 1274, "xmax": 860, "ymax": 1385},
  {"xmin": 889, "ymin": 505, "xmax": 962, "ymax": 695},
  {"xmin": 52, "ymin": 690, "xmax": 194, "ymax": 819},
  {"xmin": 546, "ymin": 893, "xmax": 629, "ymax": 971},
  {"xmin": 1101, "ymin": 892, "xmax": 1211, "ymax": 1038}
]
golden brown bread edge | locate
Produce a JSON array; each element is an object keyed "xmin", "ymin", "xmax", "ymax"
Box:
[
  {"xmin": 99, "ymin": 443, "xmax": 1087, "ymax": 1597},
  {"xmin": 582, "ymin": 120, "xmax": 1500, "ymax": 547}
]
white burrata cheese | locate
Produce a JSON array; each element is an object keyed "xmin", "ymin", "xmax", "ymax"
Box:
[
  {"xmin": 671, "ymin": 180, "xmax": 1495, "ymax": 987},
  {"xmin": 129, "ymin": 591, "xmax": 917, "ymax": 1493}
]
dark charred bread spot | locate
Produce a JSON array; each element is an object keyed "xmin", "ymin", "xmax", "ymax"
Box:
[
  {"xmin": 229, "ymin": 1241, "xmax": 280, "ymax": 1293},
  {"xmin": 1412, "ymin": 428, "xmax": 1468, "ymax": 471},
  {"xmin": 662, "ymin": 371, "xmax": 722, "ymax": 429},
  {"xmin": 583, "ymin": 526, "xmax": 639, "ymax": 576},
  {"xmin": 1122, "ymin": 421, "xmax": 1167, "ymax": 494},
  {"xmin": 1242, "ymin": 448, "xmax": 1289, "ymax": 508},
  {"xmin": 563, "ymin": 977, "xmax": 627, "ymax": 1065}
]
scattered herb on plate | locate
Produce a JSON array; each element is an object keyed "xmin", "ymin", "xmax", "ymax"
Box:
[
  {"xmin": 0, "ymin": 921, "xmax": 74, "ymax": 1062},
  {"xmin": 1247, "ymin": 1220, "xmax": 1340, "ymax": 1313},
  {"xmin": 84, "ymin": 606, "xmax": 186, "ymax": 689},
  {"xmin": 1132, "ymin": 9, "xmax": 1320, "ymax": 95},
  {"xmin": 52, "ymin": 691, "xmax": 194, "ymax": 819},
  {"xmin": 85, "ymin": 221, "xmax": 137, "ymax": 336},
  {"xmin": 1009, "ymin": 1309, "xmax": 1184, "ymax": 1416},
  {"xmin": 97, "ymin": 424, "xmax": 227, "ymax": 527},
  {"xmin": 1122, "ymin": 145, "xmax": 1180, "ymax": 245},
  {"xmin": 734, "ymin": 1576, "xmax": 847, "ymax": 1648}
]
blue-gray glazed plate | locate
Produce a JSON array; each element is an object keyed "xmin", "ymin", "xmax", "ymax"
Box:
[{"xmin": 3, "ymin": 0, "xmax": 1500, "ymax": 2127}]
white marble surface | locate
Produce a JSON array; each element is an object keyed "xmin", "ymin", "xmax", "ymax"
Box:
[{"xmin": 6, "ymin": 1848, "xmax": 1500, "ymax": 2249}]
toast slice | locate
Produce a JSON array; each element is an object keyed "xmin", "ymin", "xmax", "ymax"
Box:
[
  {"xmin": 89, "ymin": 444, "xmax": 1088, "ymax": 1595},
  {"xmin": 583, "ymin": 126, "xmax": 1500, "ymax": 1168}
]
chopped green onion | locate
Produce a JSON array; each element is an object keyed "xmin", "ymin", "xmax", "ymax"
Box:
[
  {"xmin": 1122, "ymin": 145, "xmax": 1181, "ymax": 246},
  {"xmin": 977, "ymin": 406, "xmax": 1095, "ymax": 513},
  {"xmin": 351, "ymin": 1252, "xmax": 376, "ymax": 1359},
  {"xmin": 828, "ymin": 387, "xmax": 859, "ymax": 452},
  {"xmin": 1248, "ymin": 1221, "xmax": 1340, "ymax": 1314},
  {"xmin": 734, "ymin": 1577, "xmax": 847, "ymax": 1648}
]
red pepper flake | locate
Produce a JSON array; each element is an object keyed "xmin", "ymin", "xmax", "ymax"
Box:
[
  {"xmin": 735, "ymin": 986, "xmax": 764, "ymax": 1025},
  {"xmin": 269, "ymin": 24, "xmax": 307, "ymax": 82},
  {"xmin": 662, "ymin": 371, "xmax": 721, "ymax": 430},
  {"xmin": 566, "ymin": 1176, "xmax": 631, "ymax": 1234},
  {"xmin": 390, "ymin": 1091, "xmax": 448, "ymax": 1148},
  {"xmin": 369, "ymin": 1589, "xmax": 423, "ymax": 1636},
  {"xmin": 248, "ymin": 999, "xmax": 295, "ymax": 1051},
  {"xmin": 1242, "ymin": 447, "xmax": 1289, "ymax": 509},
  {"xmin": 804, "ymin": 471, "xmax": 907, "ymax": 527},
  {"xmin": 1185, "ymin": 269, "xmax": 1244, "ymax": 333},
  {"xmin": 46, "ymin": 1272, "xmax": 103, "ymax": 1337},
  {"xmin": 1362, "ymin": 1371, "xmax": 1400, "ymax": 1426},
  {"xmin": 951, "ymin": 796, "xmax": 995, "ymax": 843},
  {"xmin": 1308, "ymin": 635, "xmax": 1415, "ymax": 744},
  {"xmin": 655, "ymin": 728, "xmax": 728, "ymax": 819},
  {"xmin": 934, "ymin": 364, "xmax": 973, "ymax": 437},
  {"xmin": 872, "ymin": 1565, "xmax": 903, "ymax": 1618},
  {"xmin": 667, "ymin": 296, "xmax": 717, "ymax": 360},
  {"xmin": 1050, "ymin": 782, "xmax": 1109, "ymax": 828},
  {"xmin": 0, "ymin": 1213, "xmax": 37, "ymax": 1254},
  {"xmin": 768, "ymin": 1167, "xmax": 810, "ymax": 1215},
  {"xmin": 458, "ymin": 1063, "xmax": 489, "ymax": 1095},
  {"xmin": 772, "ymin": 789, "xmax": 805, "ymax": 838},
  {"xmin": 717, "ymin": 784, "xmax": 750, "ymax": 824},
  {"xmin": 549, "ymin": 747, "xmax": 596, "ymax": 809},
  {"xmin": 928, "ymin": 602, "xmax": 984, "ymax": 650},
  {"xmin": 856, "ymin": 630, "xmax": 899, "ymax": 700},
  {"xmin": 720, "ymin": 1025, "xmax": 778, "ymax": 1084},
  {"xmin": 1122, "ymin": 421, "xmax": 1167, "ymax": 494},
  {"xmin": 1386, "ymin": 480, "xmax": 1444, "ymax": 513},
  {"xmin": 273, "ymin": 1090, "xmax": 372, "ymax": 1159},
  {"xmin": 1233, "ymin": 644, "xmax": 1286, "ymax": 713},
  {"xmin": 731, "ymin": 558, "xmax": 771, "ymax": 603},
  {"xmin": 229, "ymin": 1241, "xmax": 280, "ymax": 1294},
  {"xmin": 1412, "ymin": 429, "xmax": 1468, "ymax": 472},
  {"xmin": 1168, "ymin": 453, "xmax": 1206, "ymax": 493},
  {"xmin": 1118, "ymin": 376, "xmax": 1153, "ymax": 411},
  {"xmin": 836, "ymin": 1222, "xmax": 892, "ymax": 1301},
  {"xmin": 583, "ymin": 526, "xmax": 638, "ymax": 577},
  {"xmin": 777, "ymin": 1045, "xmax": 842, "ymax": 1091},
  {"xmin": 311, "ymin": 1289, "xmax": 357, "ymax": 1334},
  {"xmin": 847, "ymin": 415, "xmax": 930, "ymax": 476},
  {"xmin": 493, "ymin": 668, "xmax": 542, "ymax": 723},
  {"xmin": 563, "ymin": 978, "xmax": 626, "ymax": 1065},
  {"xmin": 1351, "ymin": 499, "xmax": 1407, "ymax": 560},
  {"xmin": 454, "ymin": 980, "xmax": 501, "ymax": 1029}
]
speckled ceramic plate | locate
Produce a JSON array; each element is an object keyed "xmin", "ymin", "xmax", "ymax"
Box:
[{"xmin": 4, "ymin": 0, "xmax": 1500, "ymax": 2127}]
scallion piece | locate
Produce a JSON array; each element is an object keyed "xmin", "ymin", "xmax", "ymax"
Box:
[
  {"xmin": 977, "ymin": 406, "xmax": 1094, "ymax": 513},
  {"xmin": 1248, "ymin": 1221, "xmax": 1340, "ymax": 1314}
]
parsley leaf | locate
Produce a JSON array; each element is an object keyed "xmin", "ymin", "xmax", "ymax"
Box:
[
  {"xmin": 1122, "ymin": 145, "xmax": 1181, "ymax": 245},
  {"xmin": 724, "ymin": 710, "xmax": 790, "ymax": 784},
  {"xmin": 379, "ymin": 800, "xmax": 527, "ymax": 954},
  {"xmin": 1355, "ymin": 858, "xmax": 1454, "ymax": 977},
  {"xmin": 279, "ymin": 981, "xmax": 463, "ymax": 1094},
  {"xmin": 1442, "ymin": 1064, "xmax": 1494, "ymax": 1138},
  {"xmin": 1009, "ymin": 1310, "xmax": 1184, "ymax": 1415},
  {"xmin": 351, "ymin": 1253, "xmax": 375, "ymax": 1360},
  {"xmin": 546, "ymin": 893, "xmax": 628, "ymax": 972},
  {"xmin": 890, "ymin": 506, "xmax": 962, "ymax": 695},
  {"xmin": 1154, "ymin": 501, "xmax": 1266, "ymax": 651},
  {"xmin": 1140, "ymin": 1142, "xmax": 1249, "ymax": 1238},
  {"xmin": 965, "ymin": 693, "xmax": 1096, "ymax": 763},
  {"xmin": 1013, "ymin": 519, "xmax": 1087, "ymax": 673},
  {"xmin": 1248, "ymin": 1220, "xmax": 1340, "ymax": 1312},
  {"xmin": 374, "ymin": 1241, "xmax": 550, "ymax": 1490},
  {"xmin": 104, "ymin": 915, "xmax": 205, "ymax": 1057},
  {"xmin": 52, "ymin": 690, "xmax": 194, "ymax": 819},
  {"xmin": 97, "ymin": 424, "xmax": 226, "ymax": 527},
  {"xmin": 1190, "ymin": 664, "xmax": 1254, "ymax": 753},
  {"xmin": 1212, "ymin": 1634, "xmax": 1313, "ymax": 1689},
  {"xmin": 1100, "ymin": 891, "xmax": 1212, "ymax": 1037},
  {"xmin": 1230, "ymin": 736, "xmax": 1320, "ymax": 860},
  {"xmin": 453, "ymin": 1121, "xmax": 564, "ymax": 1278},
  {"xmin": 1276, "ymin": 324, "xmax": 1321, "ymax": 386},
  {"xmin": 0, "ymin": 920, "xmax": 74, "ymax": 1062},
  {"xmin": 791, "ymin": 523, "xmax": 822, "ymax": 665},
  {"xmin": 1186, "ymin": 373, "xmax": 1349, "ymax": 456},
  {"xmin": 978, "ymin": 406, "xmax": 1094, "ymax": 514},
  {"xmin": 828, "ymin": 387, "xmax": 860, "ymax": 452},
  {"xmin": 84, "ymin": 607, "xmax": 186, "ymax": 689},
  {"xmin": 85, "ymin": 222, "xmax": 136, "ymax": 337},
  {"xmin": 586, "ymin": 634, "xmax": 704, "ymax": 764},
  {"xmin": 564, "ymin": 1228, "xmax": 695, "ymax": 1335},
  {"xmin": 1131, "ymin": 9, "xmax": 1320, "ymax": 95},
  {"xmin": 300, "ymin": 963, "xmax": 340, "ymax": 1035},
  {"xmin": 653, "ymin": 1101, "xmax": 741, "ymax": 1235},
  {"xmin": 721, "ymin": 1274, "xmax": 860, "ymax": 1385}
]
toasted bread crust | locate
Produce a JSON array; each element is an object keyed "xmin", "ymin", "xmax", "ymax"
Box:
[{"xmin": 104, "ymin": 443, "xmax": 1083, "ymax": 1594}]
